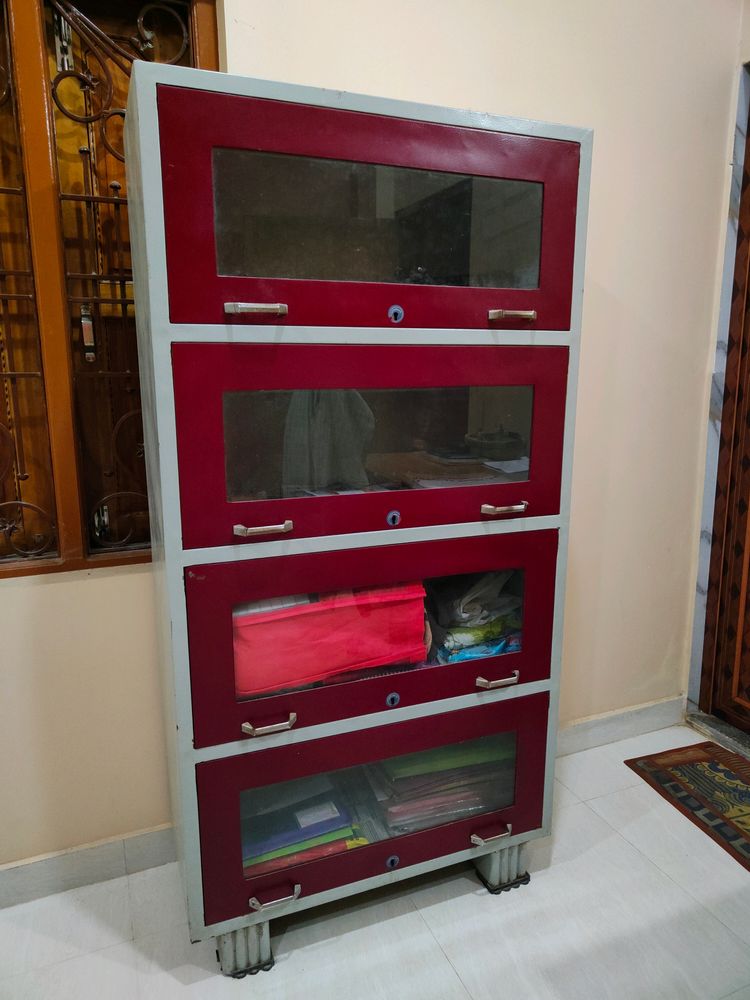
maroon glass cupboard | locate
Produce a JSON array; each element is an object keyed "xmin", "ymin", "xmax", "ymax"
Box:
[
  {"xmin": 185, "ymin": 530, "xmax": 558, "ymax": 747},
  {"xmin": 157, "ymin": 86, "xmax": 580, "ymax": 330},
  {"xmin": 172, "ymin": 343, "xmax": 568, "ymax": 547},
  {"xmin": 197, "ymin": 693, "xmax": 549, "ymax": 926},
  {"xmin": 126, "ymin": 61, "xmax": 591, "ymax": 978}
]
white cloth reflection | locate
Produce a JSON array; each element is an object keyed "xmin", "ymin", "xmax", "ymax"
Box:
[{"xmin": 282, "ymin": 390, "xmax": 374, "ymax": 496}]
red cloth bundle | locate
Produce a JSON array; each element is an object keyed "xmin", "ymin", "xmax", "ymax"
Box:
[{"xmin": 233, "ymin": 582, "xmax": 427, "ymax": 697}]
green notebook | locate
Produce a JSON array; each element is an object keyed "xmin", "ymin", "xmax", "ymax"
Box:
[
  {"xmin": 381, "ymin": 741, "xmax": 514, "ymax": 781},
  {"xmin": 243, "ymin": 826, "xmax": 354, "ymax": 868}
]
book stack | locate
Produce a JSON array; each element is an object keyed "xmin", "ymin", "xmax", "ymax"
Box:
[
  {"xmin": 366, "ymin": 736, "xmax": 516, "ymax": 836},
  {"xmin": 241, "ymin": 736, "xmax": 516, "ymax": 878},
  {"xmin": 241, "ymin": 775, "xmax": 367, "ymax": 876}
]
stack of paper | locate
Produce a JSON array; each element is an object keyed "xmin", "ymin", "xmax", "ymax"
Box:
[
  {"xmin": 367, "ymin": 737, "xmax": 516, "ymax": 836},
  {"xmin": 241, "ymin": 775, "xmax": 366, "ymax": 875}
]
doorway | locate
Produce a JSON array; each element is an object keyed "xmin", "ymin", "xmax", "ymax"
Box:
[{"xmin": 699, "ymin": 69, "xmax": 750, "ymax": 735}]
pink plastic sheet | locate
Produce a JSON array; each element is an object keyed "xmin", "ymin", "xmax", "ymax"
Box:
[{"xmin": 233, "ymin": 583, "xmax": 427, "ymax": 697}]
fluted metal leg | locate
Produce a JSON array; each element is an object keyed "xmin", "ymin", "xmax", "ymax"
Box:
[
  {"xmin": 474, "ymin": 841, "xmax": 530, "ymax": 894},
  {"xmin": 215, "ymin": 921, "xmax": 273, "ymax": 977}
]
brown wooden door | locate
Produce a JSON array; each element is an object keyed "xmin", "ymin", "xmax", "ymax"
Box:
[{"xmin": 701, "ymin": 101, "xmax": 750, "ymax": 733}]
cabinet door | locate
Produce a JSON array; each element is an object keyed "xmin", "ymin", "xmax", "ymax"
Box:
[
  {"xmin": 172, "ymin": 343, "xmax": 568, "ymax": 549},
  {"xmin": 196, "ymin": 692, "xmax": 548, "ymax": 925},
  {"xmin": 186, "ymin": 530, "xmax": 557, "ymax": 747},
  {"xmin": 157, "ymin": 85, "xmax": 579, "ymax": 329}
]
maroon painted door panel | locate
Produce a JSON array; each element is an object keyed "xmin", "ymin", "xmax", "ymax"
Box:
[
  {"xmin": 172, "ymin": 343, "xmax": 568, "ymax": 549},
  {"xmin": 157, "ymin": 85, "xmax": 579, "ymax": 329},
  {"xmin": 197, "ymin": 692, "xmax": 548, "ymax": 926},
  {"xmin": 186, "ymin": 530, "xmax": 557, "ymax": 748}
]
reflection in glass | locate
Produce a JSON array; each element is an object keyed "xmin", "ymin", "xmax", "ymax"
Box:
[
  {"xmin": 240, "ymin": 732, "xmax": 516, "ymax": 876},
  {"xmin": 223, "ymin": 385, "xmax": 533, "ymax": 502},
  {"xmin": 213, "ymin": 148, "xmax": 543, "ymax": 289},
  {"xmin": 232, "ymin": 569, "xmax": 524, "ymax": 699}
]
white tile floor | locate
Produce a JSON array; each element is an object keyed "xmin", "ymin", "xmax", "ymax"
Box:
[{"xmin": 2, "ymin": 724, "xmax": 750, "ymax": 999}]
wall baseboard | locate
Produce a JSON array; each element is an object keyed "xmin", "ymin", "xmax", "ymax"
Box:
[
  {"xmin": 0, "ymin": 824, "xmax": 176, "ymax": 910},
  {"xmin": 557, "ymin": 696, "xmax": 686, "ymax": 757},
  {"xmin": 0, "ymin": 696, "xmax": 686, "ymax": 910}
]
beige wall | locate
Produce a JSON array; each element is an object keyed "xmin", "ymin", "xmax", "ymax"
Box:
[
  {"xmin": 221, "ymin": 0, "xmax": 742, "ymax": 723},
  {"xmin": 0, "ymin": 0, "xmax": 744, "ymax": 865},
  {"xmin": 741, "ymin": 0, "xmax": 750, "ymax": 59},
  {"xmin": 0, "ymin": 567, "xmax": 169, "ymax": 864}
]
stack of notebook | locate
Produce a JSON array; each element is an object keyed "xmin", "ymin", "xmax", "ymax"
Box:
[
  {"xmin": 241, "ymin": 775, "xmax": 367, "ymax": 876},
  {"xmin": 241, "ymin": 737, "xmax": 517, "ymax": 877},
  {"xmin": 366, "ymin": 737, "xmax": 516, "ymax": 836}
]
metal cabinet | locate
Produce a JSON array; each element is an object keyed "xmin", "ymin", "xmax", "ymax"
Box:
[{"xmin": 126, "ymin": 60, "xmax": 591, "ymax": 978}]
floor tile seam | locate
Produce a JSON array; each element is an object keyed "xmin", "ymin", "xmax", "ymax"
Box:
[
  {"xmin": 408, "ymin": 895, "xmax": 475, "ymax": 1000},
  {"xmin": 550, "ymin": 772, "xmax": 580, "ymax": 797},
  {"xmin": 0, "ymin": 969, "xmax": 24, "ymax": 987},
  {"xmin": 558, "ymin": 728, "xmax": 700, "ymax": 767},
  {"xmin": 131, "ymin": 924, "xmax": 179, "ymax": 946},
  {"xmin": 585, "ymin": 773, "xmax": 750, "ymax": 861},
  {"xmin": 719, "ymin": 986, "xmax": 750, "ymax": 1000},
  {"xmin": 589, "ymin": 805, "xmax": 750, "ymax": 950},
  {"xmin": 0, "ymin": 971, "xmax": 26, "ymax": 993},
  {"xmin": 126, "ymin": 868, "xmax": 164, "ymax": 944},
  {"xmin": 665, "ymin": 875, "xmax": 750, "ymax": 951},
  {"xmin": 124, "ymin": 864, "xmax": 137, "ymax": 946},
  {"xmin": 573, "ymin": 775, "xmax": 643, "ymax": 804},
  {"xmin": 554, "ymin": 761, "xmax": 643, "ymax": 797},
  {"xmin": 11, "ymin": 933, "xmax": 140, "ymax": 983},
  {"xmin": 581, "ymin": 799, "xmax": 750, "ymax": 952},
  {"xmin": 132, "ymin": 961, "xmax": 147, "ymax": 1000},
  {"xmin": 552, "ymin": 775, "xmax": 583, "ymax": 803}
]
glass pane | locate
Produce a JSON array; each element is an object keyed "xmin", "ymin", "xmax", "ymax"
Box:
[
  {"xmin": 0, "ymin": 0, "xmax": 58, "ymax": 562},
  {"xmin": 240, "ymin": 731, "xmax": 516, "ymax": 877},
  {"xmin": 44, "ymin": 0, "xmax": 195, "ymax": 554},
  {"xmin": 233, "ymin": 569, "xmax": 523, "ymax": 700},
  {"xmin": 224, "ymin": 386, "xmax": 532, "ymax": 501},
  {"xmin": 213, "ymin": 149, "xmax": 543, "ymax": 289}
]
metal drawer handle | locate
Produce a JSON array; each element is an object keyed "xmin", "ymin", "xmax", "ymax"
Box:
[
  {"xmin": 249, "ymin": 883, "xmax": 301, "ymax": 912},
  {"xmin": 480, "ymin": 502, "xmax": 528, "ymax": 517},
  {"xmin": 475, "ymin": 670, "xmax": 520, "ymax": 691},
  {"xmin": 224, "ymin": 302, "xmax": 289, "ymax": 316},
  {"xmin": 471, "ymin": 824, "xmax": 512, "ymax": 847},
  {"xmin": 488, "ymin": 309, "xmax": 537, "ymax": 322},
  {"xmin": 242, "ymin": 713, "xmax": 298, "ymax": 738},
  {"xmin": 234, "ymin": 520, "xmax": 293, "ymax": 538}
]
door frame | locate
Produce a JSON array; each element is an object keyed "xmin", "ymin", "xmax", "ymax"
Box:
[{"xmin": 691, "ymin": 65, "xmax": 750, "ymax": 729}]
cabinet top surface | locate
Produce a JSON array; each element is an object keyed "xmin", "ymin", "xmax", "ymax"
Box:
[{"xmin": 129, "ymin": 61, "xmax": 593, "ymax": 145}]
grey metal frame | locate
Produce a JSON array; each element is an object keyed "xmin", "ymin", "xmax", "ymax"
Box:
[{"xmin": 125, "ymin": 60, "xmax": 592, "ymax": 968}]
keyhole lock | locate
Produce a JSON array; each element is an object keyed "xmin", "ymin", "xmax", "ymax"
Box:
[
  {"xmin": 386, "ymin": 510, "xmax": 402, "ymax": 527},
  {"xmin": 388, "ymin": 304, "xmax": 404, "ymax": 324},
  {"xmin": 386, "ymin": 854, "xmax": 400, "ymax": 870},
  {"xmin": 386, "ymin": 692, "xmax": 400, "ymax": 708}
]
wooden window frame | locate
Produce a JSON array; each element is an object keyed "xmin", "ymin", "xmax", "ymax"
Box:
[{"xmin": 1, "ymin": 0, "xmax": 218, "ymax": 578}]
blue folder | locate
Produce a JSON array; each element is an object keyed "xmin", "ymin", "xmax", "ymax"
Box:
[{"xmin": 242, "ymin": 792, "xmax": 352, "ymax": 858}]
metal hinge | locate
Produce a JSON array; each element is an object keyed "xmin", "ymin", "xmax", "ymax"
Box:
[
  {"xmin": 81, "ymin": 304, "xmax": 95, "ymax": 362},
  {"xmin": 53, "ymin": 11, "xmax": 74, "ymax": 72}
]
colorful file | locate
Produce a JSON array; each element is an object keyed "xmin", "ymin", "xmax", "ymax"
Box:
[{"xmin": 242, "ymin": 791, "xmax": 352, "ymax": 862}]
